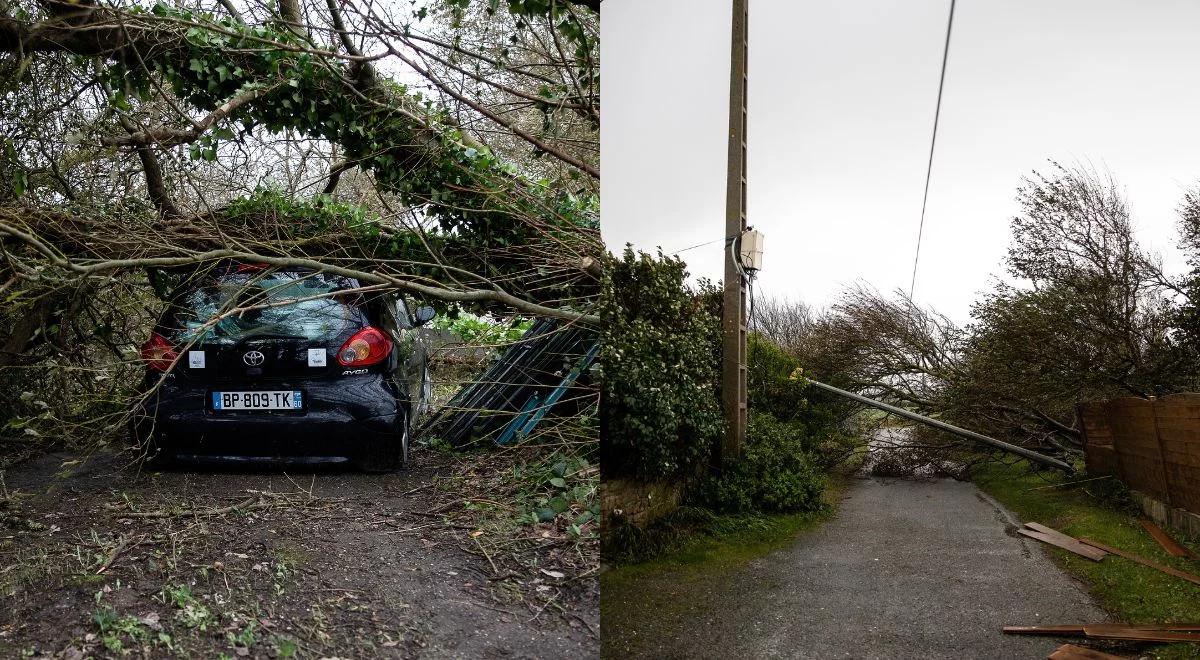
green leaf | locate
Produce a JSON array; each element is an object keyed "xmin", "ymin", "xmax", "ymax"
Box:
[{"xmin": 11, "ymin": 169, "xmax": 27, "ymax": 198}]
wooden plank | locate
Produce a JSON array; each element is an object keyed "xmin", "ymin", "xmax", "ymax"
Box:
[
  {"xmin": 1140, "ymin": 519, "xmax": 1199, "ymax": 559},
  {"xmin": 1003, "ymin": 625, "xmax": 1085, "ymax": 636},
  {"xmin": 1078, "ymin": 538, "xmax": 1200, "ymax": 587},
  {"xmin": 1025, "ymin": 522, "xmax": 1107, "ymax": 554},
  {"xmin": 1048, "ymin": 644, "xmax": 1126, "ymax": 660},
  {"xmin": 1084, "ymin": 623, "xmax": 1200, "ymax": 633},
  {"xmin": 1019, "ymin": 529, "xmax": 1107, "ymax": 562},
  {"xmin": 1082, "ymin": 625, "xmax": 1200, "ymax": 642},
  {"xmin": 1007, "ymin": 623, "xmax": 1200, "ymax": 637}
]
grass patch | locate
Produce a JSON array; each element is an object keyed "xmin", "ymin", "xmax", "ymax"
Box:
[
  {"xmin": 974, "ymin": 461, "xmax": 1200, "ymax": 659},
  {"xmin": 603, "ymin": 503, "xmax": 830, "ymax": 568},
  {"xmin": 600, "ymin": 481, "xmax": 841, "ymax": 659}
]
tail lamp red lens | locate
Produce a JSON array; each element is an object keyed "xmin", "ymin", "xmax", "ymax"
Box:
[
  {"xmin": 336, "ymin": 327, "xmax": 392, "ymax": 367},
  {"xmin": 141, "ymin": 332, "xmax": 179, "ymax": 372}
]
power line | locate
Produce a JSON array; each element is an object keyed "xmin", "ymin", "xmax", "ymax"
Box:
[
  {"xmin": 909, "ymin": 0, "xmax": 956, "ymax": 299},
  {"xmin": 671, "ymin": 237, "xmax": 723, "ymax": 255}
]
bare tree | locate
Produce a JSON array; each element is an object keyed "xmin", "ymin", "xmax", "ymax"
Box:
[{"xmin": 750, "ymin": 296, "xmax": 815, "ymax": 355}]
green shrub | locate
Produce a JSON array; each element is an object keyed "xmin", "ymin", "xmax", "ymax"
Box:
[
  {"xmin": 748, "ymin": 332, "xmax": 809, "ymax": 423},
  {"xmin": 598, "ymin": 248, "xmax": 723, "ymax": 480},
  {"xmin": 692, "ymin": 411, "xmax": 827, "ymax": 514},
  {"xmin": 431, "ymin": 309, "xmax": 533, "ymax": 346}
]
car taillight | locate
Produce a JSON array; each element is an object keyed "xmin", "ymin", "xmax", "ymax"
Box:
[
  {"xmin": 336, "ymin": 327, "xmax": 392, "ymax": 367},
  {"xmin": 141, "ymin": 332, "xmax": 179, "ymax": 372}
]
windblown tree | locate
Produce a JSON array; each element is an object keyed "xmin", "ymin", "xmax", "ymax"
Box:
[
  {"xmin": 0, "ymin": 0, "xmax": 598, "ymax": 450},
  {"xmin": 788, "ymin": 163, "xmax": 1200, "ymax": 464}
]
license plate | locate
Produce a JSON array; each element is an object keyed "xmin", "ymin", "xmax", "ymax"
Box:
[{"xmin": 212, "ymin": 390, "xmax": 303, "ymax": 411}]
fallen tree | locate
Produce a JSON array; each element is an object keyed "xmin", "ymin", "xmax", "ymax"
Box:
[{"xmin": 0, "ymin": 0, "xmax": 600, "ymax": 455}]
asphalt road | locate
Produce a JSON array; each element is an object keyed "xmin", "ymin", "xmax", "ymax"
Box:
[{"xmin": 604, "ymin": 477, "xmax": 1108, "ymax": 659}]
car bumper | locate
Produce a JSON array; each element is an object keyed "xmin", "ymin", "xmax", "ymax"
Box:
[{"xmin": 133, "ymin": 374, "xmax": 405, "ymax": 462}]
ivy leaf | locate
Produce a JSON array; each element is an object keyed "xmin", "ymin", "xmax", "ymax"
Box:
[{"xmin": 11, "ymin": 170, "xmax": 27, "ymax": 198}]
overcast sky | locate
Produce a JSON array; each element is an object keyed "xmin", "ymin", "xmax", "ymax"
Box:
[{"xmin": 600, "ymin": 0, "xmax": 1200, "ymax": 321}]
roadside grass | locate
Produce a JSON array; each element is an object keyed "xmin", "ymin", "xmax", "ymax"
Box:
[
  {"xmin": 974, "ymin": 460, "xmax": 1200, "ymax": 659},
  {"xmin": 600, "ymin": 481, "xmax": 842, "ymax": 659},
  {"xmin": 603, "ymin": 503, "xmax": 832, "ymax": 569}
]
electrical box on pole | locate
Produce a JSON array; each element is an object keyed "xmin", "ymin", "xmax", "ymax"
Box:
[
  {"xmin": 739, "ymin": 228, "xmax": 764, "ymax": 272},
  {"xmin": 722, "ymin": 0, "xmax": 749, "ymax": 463}
]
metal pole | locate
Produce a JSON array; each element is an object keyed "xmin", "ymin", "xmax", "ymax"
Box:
[
  {"xmin": 805, "ymin": 378, "xmax": 1076, "ymax": 473},
  {"xmin": 721, "ymin": 0, "xmax": 749, "ymax": 462}
]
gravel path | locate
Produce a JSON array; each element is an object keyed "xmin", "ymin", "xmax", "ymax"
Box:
[{"xmin": 603, "ymin": 477, "xmax": 1107, "ymax": 659}]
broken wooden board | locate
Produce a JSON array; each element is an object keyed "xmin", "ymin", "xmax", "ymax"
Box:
[
  {"xmin": 1018, "ymin": 528, "xmax": 1107, "ymax": 562},
  {"xmin": 1081, "ymin": 625, "xmax": 1200, "ymax": 643},
  {"xmin": 1005, "ymin": 623, "xmax": 1200, "ymax": 637},
  {"xmin": 1140, "ymin": 519, "xmax": 1199, "ymax": 560},
  {"xmin": 1003, "ymin": 625, "xmax": 1086, "ymax": 636},
  {"xmin": 1078, "ymin": 538, "xmax": 1200, "ymax": 587},
  {"xmin": 1083, "ymin": 623, "xmax": 1200, "ymax": 634},
  {"xmin": 1025, "ymin": 522, "xmax": 1107, "ymax": 552},
  {"xmin": 1048, "ymin": 644, "xmax": 1126, "ymax": 660}
]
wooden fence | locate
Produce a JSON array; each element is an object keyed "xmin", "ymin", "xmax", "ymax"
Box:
[{"xmin": 1079, "ymin": 393, "xmax": 1200, "ymax": 535}]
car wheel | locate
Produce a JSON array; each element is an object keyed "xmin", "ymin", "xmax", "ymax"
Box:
[{"xmin": 359, "ymin": 423, "xmax": 407, "ymax": 473}]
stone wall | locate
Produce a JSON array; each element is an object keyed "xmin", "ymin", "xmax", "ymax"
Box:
[{"xmin": 601, "ymin": 477, "xmax": 684, "ymax": 529}]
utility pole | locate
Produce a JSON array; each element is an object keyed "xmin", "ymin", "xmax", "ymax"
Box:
[{"xmin": 721, "ymin": 0, "xmax": 748, "ymax": 462}]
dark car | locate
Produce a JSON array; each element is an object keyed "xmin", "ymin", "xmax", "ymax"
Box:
[{"xmin": 131, "ymin": 265, "xmax": 434, "ymax": 471}]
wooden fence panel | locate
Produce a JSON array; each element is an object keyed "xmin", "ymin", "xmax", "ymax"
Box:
[
  {"xmin": 1153, "ymin": 393, "xmax": 1200, "ymax": 515},
  {"xmin": 1077, "ymin": 401, "xmax": 1117, "ymax": 476},
  {"xmin": 1106, "ymin": 397, "xmax": 1172, "ymax": 504}
]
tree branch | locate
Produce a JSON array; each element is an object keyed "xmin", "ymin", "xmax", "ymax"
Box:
[{"xmin": 0, "ymin": 218, "xmax": 599, "ymax": 324}]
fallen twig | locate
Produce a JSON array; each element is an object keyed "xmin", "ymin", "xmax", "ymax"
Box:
[
  {"xmin": 112, "ymin": 497, "xmax": 261, "ymax": 518},
  {"xmin": 399, "ymin": 483, "xmax": 433, "ymax": 497},
  {"xmin": 97, "ymin": 535, "xmax": 147, "ymax": 574},
  {"xmin": 529, "ymin": 591, "xmax": 558, "ymax": 622},
  {"xmin": 474, "ymin": 535, "xmax": 499, "ymax": 576}
]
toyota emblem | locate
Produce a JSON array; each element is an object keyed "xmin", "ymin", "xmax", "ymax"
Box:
[{"xmin": 243, "ymin": 350, "xmax": 265, "ymax": 366}]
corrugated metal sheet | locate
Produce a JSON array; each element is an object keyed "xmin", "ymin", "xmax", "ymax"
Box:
[{"xmin": 420, "ymin": 319, "xmax": 597, "ymax": 446}]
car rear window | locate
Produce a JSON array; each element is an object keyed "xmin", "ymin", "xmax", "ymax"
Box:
[{"xmin": 170, "ymin": 271, "xmax": 367, "ymax": 345}]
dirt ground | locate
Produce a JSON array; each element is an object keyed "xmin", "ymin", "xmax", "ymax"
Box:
[{"xmin": 0, "ymin": 448, "xmax": 598, "ymax": 659}]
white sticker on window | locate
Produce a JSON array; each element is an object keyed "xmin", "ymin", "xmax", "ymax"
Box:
[
  {"xmin": 308, "ymin": 348, "xmax": 327, "ymax": 367},
  {"xmin": 188, "ymin": 351, "xmax": 205, "ymax": 369}
]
